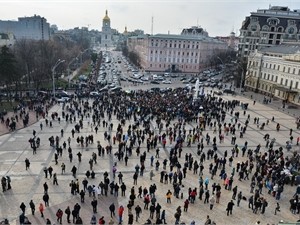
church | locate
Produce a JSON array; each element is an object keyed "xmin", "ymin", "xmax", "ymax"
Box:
[{"xmin": 100, "ymin": 10, "xmax": 113, "ymax": 48}]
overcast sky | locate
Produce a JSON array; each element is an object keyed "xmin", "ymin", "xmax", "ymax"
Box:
[{"xmin": 0, "ymin": 0, "xmax": 299, "ymax": 37}]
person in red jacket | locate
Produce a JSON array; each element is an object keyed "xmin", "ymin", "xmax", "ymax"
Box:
[
  {"xmin": 56, "ymin": 208, "xmax": 63, "ymax": 224},
  {"xmin": 98, "ymin": 216, "xmax": 105, "ymax": 224},
  {"xmin": 118, "ymin": 205, "xmax": 124, "ymax": 224}
]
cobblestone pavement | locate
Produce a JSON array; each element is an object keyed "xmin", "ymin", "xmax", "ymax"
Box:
[{"xmin": 0, "ymin": 91, "xmax": 299, "ymax": 225}]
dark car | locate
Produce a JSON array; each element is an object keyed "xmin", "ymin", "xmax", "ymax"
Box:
[
  {"xmin": 223, "ymin": 89, "xmax": 235, "ymax": 94},
  {"xmin": 150, "ymin": 80, "xmax": 160, "ymax": 84}
]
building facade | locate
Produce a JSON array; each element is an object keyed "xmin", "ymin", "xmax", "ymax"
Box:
[
  {"xmin": 238, "ymin": 6, "xmax": 300, "ymax": 59},
  {"xmin": 0, "ymin": 15, "xmax": 50, "ymax": 41},
  {"xmin": 0, "ymin": 33, "xmax": 15, "ymax": 46},
  {"xmin": 100, "ymin": 10, "xmax": 112, "ymax": 48},
  {"xmin": 127, "ymin": 28, "xmax": 227, "ymax": 73},
  {"xmin": 216, "ymin": 32, "xmax": 239, "ymax": 51},
  {"xmin": 245, "ymin": 45, "xmax": 300, "ymax": 105}
]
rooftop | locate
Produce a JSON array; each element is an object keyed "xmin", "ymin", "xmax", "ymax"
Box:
[{"xmin": 261, "ymin": 44, "xmax": 300, "ymax": 54}]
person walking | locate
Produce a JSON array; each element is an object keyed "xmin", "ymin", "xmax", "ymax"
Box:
[
  {"xmin": 275, "ymin": 202, "xmax": 280, "ymax": 215},
  {"xmin": 53, "ymin": 173, "xmax": 58, "ymax": 185},
  {"xmin": 184, "ymin": 199, "xmax": 189, "ymax": 212},
  {"xmin": 109, "ymin": 203, "xmax": 115, "ymax": 217},
  {"xmin": 29, "ymin": 200, "xmax": 35, "ymax": 215},
  {"xmin": 209, "ymin": 195, "xmax": 215, "ymax": 210},
  {"xmin": 226, "ymin": 200, "xmax": 235, "ymax": 216},
  {"xmin": 39, "ymin": 203, "xmax": 44, "ymax": 218},
  {"xmin": 25, "ymin": 158, "xmax": 30, "ymax": 170},
  {"xmin": 91, "ymin": 198, "xmax": 97, "ymax": 213},
  {"xmin": 166, "ymin": 190, "xmax": 172, "ymax": 203},
  {"xmin": 90, "ymin": 214, "xmax": 97, "ymax": 225},
  {"xmin": 134, "ymin": 205, "xmax": 142, "ymax": 222},
  {"xmin": 20, "ymin": 202, "xmax": 26, "ymax": 214},
  {"xmin": 56, "ymin": 208, "xmax": 63, "ymax": 224},
  {"xmin": 43, "ymin": 193, "xmax": 49, "ymax": 207},
  {"xmin": 64, "ymin": 206, "xmax": 71, "ymax": 223},
  {"xmin": 118, "ymin": 205, "xmax": 124, "ymax": 224}
]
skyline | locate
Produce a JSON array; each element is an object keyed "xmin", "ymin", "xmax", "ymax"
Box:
[{"xmin": 1, "ymin": 0, "xmax": 300, "ymax": 37}]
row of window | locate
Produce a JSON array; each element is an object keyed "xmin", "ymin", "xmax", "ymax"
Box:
[
  {"xmin": 150, "ymin": 50, "xmax": 199, "ymax": 57},
  {"xmin": 150, "ymin": 57, "xmax": 199, "ymax": 64},
  {"xmin": 151, "ymin": 42, "xmax": 199, "ymax": 49},
  {"xmin": 263, "ymin": 62, "xmax": 300, "ymax": 75},
  {"xmin": 249, "ymin": 68, "xmax": 300, "ymax": 89}
]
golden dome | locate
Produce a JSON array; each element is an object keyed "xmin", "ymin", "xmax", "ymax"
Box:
[{"xmin": 103, "ymin": 10, "xmax": 110, "ymax": 21}]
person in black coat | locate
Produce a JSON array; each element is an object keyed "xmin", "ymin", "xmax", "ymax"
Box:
[{"xmin": 226, "ymin": 200, "xmax": 235, "ymax": 216}]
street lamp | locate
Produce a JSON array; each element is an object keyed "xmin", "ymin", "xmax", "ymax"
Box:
[
  {"xmin": 67, "ymin": 57, "xmax": 78, "ymax": 88},
  {"xmin": 232, "ymin": 61, "xmax": 245, "ymax": 94},
  {"xmin": 216, "ymin": 57, "xmax": 225, "ymax": 82},
  {"xmin": 52, "ymin": 59, "xmax": 65, "ymax": 97},
  {"xmin": 80, "ymin": 48, "xmax": 90, "ymax": 64}
]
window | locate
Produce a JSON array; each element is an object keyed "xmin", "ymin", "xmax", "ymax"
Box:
[
  {"xmin": 285, "ymin": 79, "xmax": 288, "ymax": 86},
  {"xmin": 277, "ymin": 65, "xmax": 280, "ymax": 70},
  {"xmin": 293, "ymin": 68, "xmax": 296, "ymax": 74},
  {"xmin": 271, "ymin": 75, "xmax": 274, "ymax": 81},
  {"xmin": 275, "ymin": 76, "xmax": 278, "ymax": 82},
  {"xmin": 283, "ymin": 67, "xmax": 285, "ymax": 72},
  {"xmin": 296, "ymin": 81, "xmax": 299, "ymax": 89},
  {"xmin": 288, "ymin": 67, "xmax": 290, "ymax": 73},
  {"xmin": 290, "ymin": 80, "xmax": 293, "ymax": 88},
  {"xmin": 280, "ymin": 78, "xmax": 283, "ymax": 84}
]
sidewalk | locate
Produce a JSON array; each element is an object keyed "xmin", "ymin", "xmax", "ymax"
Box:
[
  {"xmin": 240, "ymin": 89, "xmax": 299, "ymax": 119},
  {"xmin": 0, "ymin": 110, "xmax": 39, "ymax": 136}
]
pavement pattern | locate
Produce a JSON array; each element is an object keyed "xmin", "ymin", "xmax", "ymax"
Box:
[{"xmin": 0, "ymin": 90, "xmax": 299, "ymax": 225}]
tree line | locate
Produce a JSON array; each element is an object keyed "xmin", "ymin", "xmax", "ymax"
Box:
[{"xmin": 0, "ymin": 37, "xmax": 90, "ymax": 93}]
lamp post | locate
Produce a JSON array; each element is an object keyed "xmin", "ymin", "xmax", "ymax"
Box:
[
  {"xmin": 80, "ymin": 48, "xmax": 90, "ymax": 64},
  {"xmin": 217, "ymin": 56, "xmax": 225, "ymax": 82},
  {"xmin": 52, "ymin": 59, "xmax": 65, "ymax": 97},
  {"xmin": 67, "ymin": 57, "xmax": 78, "ymax": 88},
  {"xmin": 232, "ymin": 61, "xmax": 245, "ymax": 94}
]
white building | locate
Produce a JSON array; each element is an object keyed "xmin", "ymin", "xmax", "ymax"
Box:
[
  {"xmin": 0, "ymin": 15, "xmax": 50, "ymax": 41},
  {"xmin": 127, "ymin": 29, "xmax": 227, "ymax": 73},
  {"xmin": 245, "ymin": 44, "xmax": 300, "ymax": 105},
  {"xmin": 100, "ymin": 10, "xmax": 113, "ymax": 48},
  {"xmin": 0, "ymin": 33, "xmax": 15, "ymax": 46}
]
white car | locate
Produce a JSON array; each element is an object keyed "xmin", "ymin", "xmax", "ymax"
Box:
[
  {"xmin": 57, "ymin": 97, "xmax": 70, "ymax": 103},
  {"xmin": 162, "ymin": 80, "xmax": 172, "ymax": 84},
  {"xmin": 89, "ymin": 92, "xmax": 100, "ymax": 97}
]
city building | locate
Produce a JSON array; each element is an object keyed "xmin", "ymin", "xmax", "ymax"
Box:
[
  {"xmin": 127, "ymin": 27, "xmax": 227, "ymax": 73},
  {"xmin": 0, "ymin": 15, "xmax": 50, "ymax": 41},
  {"xmin": 238, "ymin": 6, "xmax": 300, "ymax": 59},
  {"xmin": 245, "ymin": 44, "xmax": 300, "ymax": 105},
  {"xmin": 100, "ymin": 10, "xmax": 113, "ymax": 48},
  {"xmin": 216, "ymin": 32, "xmax": 239, "ymax": 51},
  {"xmin": 0, "ymin": 33, "xmax": 15, "ymax": 47}
]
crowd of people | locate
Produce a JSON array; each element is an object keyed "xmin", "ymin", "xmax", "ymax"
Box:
[{"xmin": 1, "ymin": 83, "xmax": 300, "ymax": 225}]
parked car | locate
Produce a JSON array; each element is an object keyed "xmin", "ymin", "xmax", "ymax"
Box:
[
  {"xmin": 162, "ymin": 80, "xmax": 172, "ymax": 84},
  {"xmin": 223, "ymin": 88, "xmax": 235, "ymax": 94},
  {"xmin": 89, "ymin": 91, "xmax": 100, "ymax": 97},
  {"xmin": 213, "ymin": 90, "xmax": 223, "ymax": 95}
]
